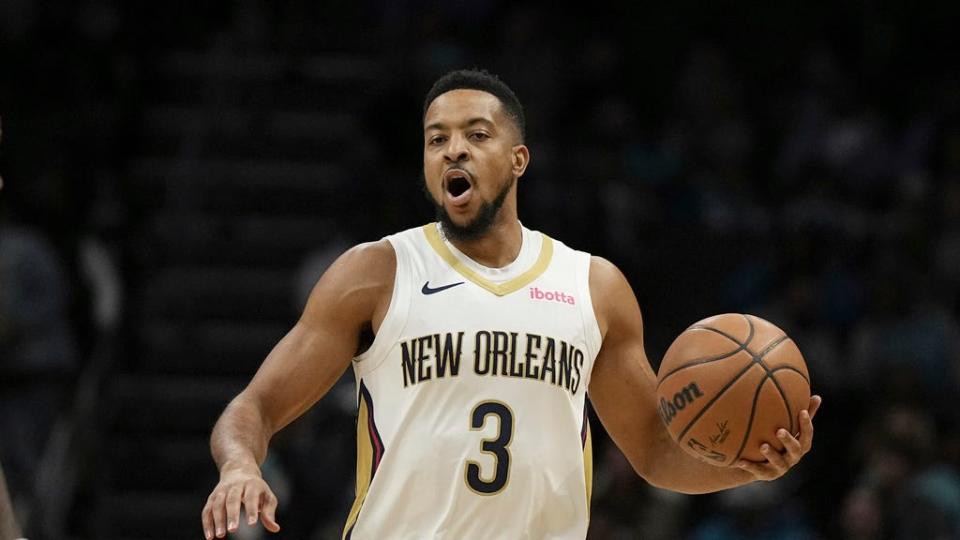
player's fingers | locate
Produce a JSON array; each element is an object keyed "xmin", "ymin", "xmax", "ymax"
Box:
[
  {"xmin": 201, "ymin": 502, "xmax": 215, "ymax": 540},
  {"xmin": 797, "ymin": 401, "xmax": 817, "ymax": 454},
  {"xmin": 736, "ymin": 459, "xmax": 777, "ymax": 481},
  {"xmin": 209, "ymin": 491, "xmax": 227, "ymax": 538},
  {"xmin": 806, "ymin": 395, "xmax": 822, "ymax": 420},
  {"xmin": 225, "ymin": 485, "xmax": 243, "ymax": 533},
  {"xmin": 777, "ymin": 428, "xmax": 802, "ymax": 460},
  {"xmin": 260, "ymin": 490, "xmax": 281, "ymax": 533},
  {"xmin": 242, "ymin": 482, "xmax": 261, "ymax": 526},
  {"xmin": 760, "ymin": 442, "xmax": 788, "ymax": 472}
]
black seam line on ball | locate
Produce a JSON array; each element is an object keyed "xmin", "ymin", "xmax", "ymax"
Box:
[
  {"xmin": 742, "ymin": 314, "xmax": 754, "ymax": 347},
  {"xmin": 754, "ymin": 335, "xmax": 792, "ymax": 433},
  {"xmin": 769, "ymin": 365, "xmax": 809, "ymax": 385},
  {"xmin": 768, "ymin": 365, "xmax": 811, "ymax": 435},
  {"xmin": 753, "ymin": 334, "xmax": 793, "ymax": 433},
  {"xmin": 655, "ymin": 344, "xmax": 749, "ymax": 391},
  {"xmin": 664, "ymin": 314, "xmax": 757, "ymax": 390},
  {"xmin": 688, "ymin": 315, "xmax": 755, "ymax": 350},
  {"xmin": 672, "ymin": 317, "xmax": 757, "ymax": 443},
  {"xmin": 733, "ymin": 375, "xmax": 771, "ymax": 463},
  {"xmin": 752, "ymin": 334, "xmax": 789, "ymax": 375},
  {"xmin": 676, "ymin": 360, "xmax": 759, "ymax": 443}
]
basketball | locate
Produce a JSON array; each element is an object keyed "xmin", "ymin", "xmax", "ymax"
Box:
[{"xmin": 655, "ymin": 314, "xmax": 811, "ymax": 466}]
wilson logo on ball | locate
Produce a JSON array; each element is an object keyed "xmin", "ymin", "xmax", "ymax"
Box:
[{"xmin": 658, "ymin": 382, "xmax": 704, "ymax": 426}]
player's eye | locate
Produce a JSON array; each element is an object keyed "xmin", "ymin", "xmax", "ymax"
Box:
[
  {"xmin": 428, "ymin": 135, "xmax": 447, "ymax": 145},
  {"xmin": 470, "ymin": 132, "xmax": 490, "ymax": 141}
]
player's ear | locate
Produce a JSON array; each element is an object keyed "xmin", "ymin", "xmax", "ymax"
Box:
[{"xmin": 512, "ymin": 144, "xmax": 530, "ymax": 178}]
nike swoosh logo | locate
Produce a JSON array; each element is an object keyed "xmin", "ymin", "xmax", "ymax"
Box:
[{"xmin": 421, "ymin": 281, "xmax": 465, "ymax": 295}]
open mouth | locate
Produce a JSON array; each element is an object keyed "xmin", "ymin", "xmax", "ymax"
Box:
[
  {"xmin": 447, "ymin": 176, "xmax": 471, "ymax": 197},
  {"xmin": 443, "ymin": 169, "xmax": 474, "ymax": 207}
]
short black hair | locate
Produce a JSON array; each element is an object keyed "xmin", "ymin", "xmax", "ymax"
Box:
[{"xmin": 423, "ymin": 68, "xmax": 526, "ymax": 141}]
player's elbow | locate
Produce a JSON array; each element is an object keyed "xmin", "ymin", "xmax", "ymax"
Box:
[
  {"xmin": 630, "ymin": 459, "xmax": 670, "ymax": 492},
  {"xmin": 629, "ymin": 432, "xmax": 699, "ymax": 494},
  {"xmin": 632, "ymin": 458, "xmax": 700, "ymax": 494},
  {"xmin": 641, "ymin": 471, "xmax": 706, "ymax": 495},
  {"xmin": 623, "ymin": 444, "xmax": 664, "ymax": 487}
]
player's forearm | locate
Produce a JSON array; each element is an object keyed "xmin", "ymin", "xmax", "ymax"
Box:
[
  {"xmin": 210, "ymin": 394, "xmax": 273, "ymax": 475},
  {"xmin": 641, "ymin": 428, "xmax": 754, "ymax": 494}
]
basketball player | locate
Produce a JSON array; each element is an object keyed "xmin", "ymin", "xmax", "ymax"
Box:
[{"xmin": 201, "ymin": 70, "xmax": 821, "ymax": 539}]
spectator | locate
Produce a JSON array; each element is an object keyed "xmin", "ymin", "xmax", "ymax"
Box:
[
  {"xmin": 0, "ymin": 115, "xmax": 78, "ymax": 515},
  {"xmin": 0, "ymin": 462, "xmax": 22, "ymax": 540}
]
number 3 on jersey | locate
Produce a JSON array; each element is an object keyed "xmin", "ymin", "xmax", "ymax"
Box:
[{"xmin": 465, "ymin": 401, "xmax": 514, "ymax": 495}]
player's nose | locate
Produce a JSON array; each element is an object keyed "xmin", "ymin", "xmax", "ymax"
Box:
[{"xmin": 443, "ymin": 133, "xmax": 470, "ymax": 163}]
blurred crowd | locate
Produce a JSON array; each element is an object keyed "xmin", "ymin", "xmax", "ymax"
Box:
[{"xmin": 1, "ymin": 1, "xmax": 959, "ymax": 539}]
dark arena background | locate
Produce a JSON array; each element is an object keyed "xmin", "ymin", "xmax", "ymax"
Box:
[{"xmin": 1, "ymin": 1, "xmax": 959, "ymax": 539}]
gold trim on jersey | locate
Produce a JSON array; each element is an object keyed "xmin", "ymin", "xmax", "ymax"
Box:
[
  {"xmin": 422, "ymin": 223, "xmax": 554, "ymax": 296},
  {"xmin": 342, "ymin": 396, "xmax": 373, "ymax": 539},
  {"xmin": 583, "ymin": 422, "xmax": 593, "ymax": 513}
]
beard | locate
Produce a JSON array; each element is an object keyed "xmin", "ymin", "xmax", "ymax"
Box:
[{"xmin": 423, "ymin": 174, "xmax": 515, "ymax": 242}]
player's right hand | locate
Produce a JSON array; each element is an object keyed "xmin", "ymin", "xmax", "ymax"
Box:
[{"xmin": 201, "ymin": 467, "xmax": 280, "ymax": 539}]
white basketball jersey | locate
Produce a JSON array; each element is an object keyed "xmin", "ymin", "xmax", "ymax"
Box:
[{"xmin": 342, "ymin": 222, "xmax": 602, "ymax": 540}]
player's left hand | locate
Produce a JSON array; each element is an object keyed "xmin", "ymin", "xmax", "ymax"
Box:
[{"xmin": 736, "ymin": 395, "xmax": 821, "ymax": 481}]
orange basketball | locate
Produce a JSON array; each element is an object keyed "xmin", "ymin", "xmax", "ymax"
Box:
[{"xmin": 655, "ymin": 313, "xmax": 811, "ymax": 466}]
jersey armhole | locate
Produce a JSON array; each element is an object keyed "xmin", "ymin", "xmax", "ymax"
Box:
[
  {"xmin": 575, "ymin": 251, "xmax": 603, "ymax": 374},
  {"xmin": 353, "ymin": 235, "xmax": 410, "ymax": 377}
]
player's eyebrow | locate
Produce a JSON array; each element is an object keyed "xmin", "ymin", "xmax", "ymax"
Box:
[{"xmin": 425, "ymin": 117, "xmax": 495, "ymax": 132}]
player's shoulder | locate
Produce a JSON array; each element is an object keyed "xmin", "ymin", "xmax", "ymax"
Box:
[
  {"xmin": 330, "ymin": 222, "xmax": 441, "ymax": 281},
  {"xmin": 588, "ymin": 256, "xmax": 643, "ymax": 338},
  {"xmin": 588, "ymin": 256, "xmax": 630, "ymax": 295},
  {"xmin": 344, "ymin": 238, "xmax": 395, "ymax": 261},
  {"xmin": 333, "ymin": 239, "xmax": 396, "ymax": 280},
  {"xmin": 302, "ymin": 238, "xmax": 396, "ymax": 320}
]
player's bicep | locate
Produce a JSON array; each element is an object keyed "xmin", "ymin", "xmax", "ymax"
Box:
[{"xmin": 244, "ymin": 241, "xmax": 395, "ymax": 433}]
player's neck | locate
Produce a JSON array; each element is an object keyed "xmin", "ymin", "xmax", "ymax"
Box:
[{"xmin": 445, "ymin": 217, "xmax": 522, "ymax": 269}]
